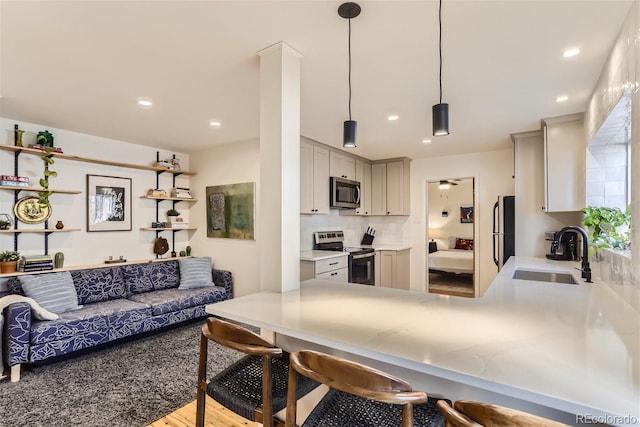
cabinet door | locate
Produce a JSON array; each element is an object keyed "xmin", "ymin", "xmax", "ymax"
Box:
[
  {"xmin": 316, "ymin": 268, "xmax": 348, "ymax": 282},
  {"xmin": 379, "ymin": 250, "xmax": 395, "ymax": 288},
  {"xmin": 300, "ymin": 142, "xmax": 315, "ymax": 214},
  {"xmin": 386, "ymin": 161, "xmax": 404, "ymax": 215},
  {"xmin": 362, "ymin": 162, "xmax": 372, "ymax": 216},
  {"xmin": 371, "ymin": 163, "xmax": 387, "ymax": 215},
  {"xmin": 313, "ymin": 146, "xmax": 330, "ymax": 214},
  {"xmin": 330, "ymin": 151, "xmax": 356, "ymax": 180},
  {"xmin": 543, "ymin": 116, "xmax": 585, "ymax": 212},
  {"xmin": 394, "ymin": 249, "xmax": 410, "ymax": 290}
]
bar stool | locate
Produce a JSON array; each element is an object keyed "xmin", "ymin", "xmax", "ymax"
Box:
[
  {"xmin": 196, "ymin": 318, "xmax": 319, "ymax": 427},
  {"xmin": 437, "ymin": 400, "xmax": 570, "ymax": 427},
  {"xmin": 285, "ymin": 350, "xmax": 447, "ymax": 427}
]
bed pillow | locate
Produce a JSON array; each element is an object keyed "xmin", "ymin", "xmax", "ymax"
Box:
[
  {"xmin": 19, "ymin": 271, "xmax": 82, "ymax": 314},
  {"xmin": 178, "ymin": 257, "xmax": 215, "ymax": 289},
  {"xmin": 455, "ymin": 238, "xmax": 473, "ymax": 250}
]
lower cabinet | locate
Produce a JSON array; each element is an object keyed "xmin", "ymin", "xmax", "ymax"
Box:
[
  {"xmin": 300, "ymin": 255, "xmax": 348, "ymax": 282},
  {"xmin": 377, "ymin": 249, "xmax": 410, "ymax": 290}
]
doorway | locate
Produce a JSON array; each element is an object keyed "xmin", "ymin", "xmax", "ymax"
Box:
[{"xmin": 426, "ymin": 178, "xmax": 475, "ymax": 297}]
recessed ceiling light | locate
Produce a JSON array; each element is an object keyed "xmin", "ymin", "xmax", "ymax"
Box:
[
  {"xmin": 137, "ymin": 98, "xmax": 153, "ymax": 107},
  {"xmin": 387, "ymin": 115, "xmax": 399, "ymax": 121},
  {"xmin": 555, "ymin": 95, "xmax": 569, "ymax": 103},
  {"xmin": 422, "ymin": 138, "xmax": 432, "ymax": 144},
  {"xmin": 209, "ymin": 120, "xmax": 222, "ymax": 127},
  {"xmin": 562, "ymin": 48, "xmax": 580, "ymax": 58}
]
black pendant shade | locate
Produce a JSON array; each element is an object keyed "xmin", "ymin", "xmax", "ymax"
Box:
[
  {"xmin": 432, "ymin": 103, "xmax": 449, "ymax": 136},
  {"xmin": 343, "ymin": 120, "xmax": 357, "ymax": 148}
]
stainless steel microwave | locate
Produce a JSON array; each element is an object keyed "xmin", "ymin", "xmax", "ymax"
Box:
[{"xmin": 330, "ymin": 176, "xmax": 361, "ymax": 209}]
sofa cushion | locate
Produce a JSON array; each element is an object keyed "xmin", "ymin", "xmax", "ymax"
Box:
[
  {"xmin": 123, "ymin": 261, "xmax": 180, "ymax": 295},
  {"xmin": 19, "ymin": 272, "xmax": 81, "ymax": 314},
  {"xmin": 71, "ymin": 266, "xmax": 126, "ymax": 305},
  {"xmin": 128, "ymin": 286, "xmax": 227, "ymax": 316},
  {"xmin": 30, "ymin": 299, "xmax": 151, "ymax": 345},
  {"xmin": 178, "ymin": 257, "xmax": 215, "ymax": 289}
]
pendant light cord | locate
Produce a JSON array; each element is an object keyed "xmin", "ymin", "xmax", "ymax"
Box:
[
  {"xmin": 438, "ymin": 0, "xmax": 443, "ymax": 104},
  {"xmin": 348, "ymin": 16, "xmax": 353, "ymax": 120}
]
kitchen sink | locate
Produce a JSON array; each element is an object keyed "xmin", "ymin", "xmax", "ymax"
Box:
[{"xmin": 512, "ymin": 269, "xmax": 579, "ymax": 285}]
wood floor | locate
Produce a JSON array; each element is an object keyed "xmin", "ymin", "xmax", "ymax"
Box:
[
  {"xmin": 148, "ymin": 396, "xmax": 258, "ymax": 427},
  {"xmin": 428, "ymin": 271, "xmax": 474, "ymax": 297}
]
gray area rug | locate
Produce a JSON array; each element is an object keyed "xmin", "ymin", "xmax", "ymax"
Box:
[{"xmin": 0, "ymin": 320, "xmax": 244, "ymax": 427}]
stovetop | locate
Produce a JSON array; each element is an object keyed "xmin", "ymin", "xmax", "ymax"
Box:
[{"xmin": 313, "ymin": 231, "xmax": 374, "ymax": 256}]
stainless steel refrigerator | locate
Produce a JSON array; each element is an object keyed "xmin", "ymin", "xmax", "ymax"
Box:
[{"xmin": 492, "ymin": 195, "xmax": 515, "ymax": 270}]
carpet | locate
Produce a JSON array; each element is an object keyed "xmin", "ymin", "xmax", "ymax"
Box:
[{"xmin": 0, "ymin": 320, "xmax": 244, "ymax": 427}]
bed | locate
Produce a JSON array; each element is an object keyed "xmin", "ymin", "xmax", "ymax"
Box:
[{"xmin": 428, "ymin": 237, "xmax": 474, "ymax": 274}]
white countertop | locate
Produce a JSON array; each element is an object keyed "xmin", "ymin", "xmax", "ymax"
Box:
[
  {"xmin": 208, "ymin": 256, "xmax": 639, "ymax": 424},
  {"xmin": 300, "ymin": 250, "xmax": 349, "ymax": 262},
  {"xmin": 362, "ymin": 243, "xmax": 411, "ymax": 251}
]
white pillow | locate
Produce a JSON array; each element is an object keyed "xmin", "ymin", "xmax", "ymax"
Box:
[
  {"xmin": 178, "ymin": 257, "xmax": 215, "ymax": 289},
  {"xmin": 19, "ymin": 271, "xmax": 81, "ymax": 314}
]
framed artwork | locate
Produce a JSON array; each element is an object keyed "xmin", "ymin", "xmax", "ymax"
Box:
[
  {"xmin": 87, "ymin": 175, "xmax": 132, "ymax": 232},
  {"xmin": 460, "ymin": 205, "xmax": 474, "ymax": 223},
  {"xmin": 205, "ymin": 182, "xmax": 255, "ymax": 240}
]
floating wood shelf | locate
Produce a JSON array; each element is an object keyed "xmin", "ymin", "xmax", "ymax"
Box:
[
  {"xmin": 140, "ymin": 227, "xmax": 197, "ymax": 231},
  {"xmin": 0, "ymin": 228, "xmax": 81, "ymax": 233},
  {"xmin": 140, "ymin": 196, "xmax": 198, "ymax": 202},
  {"xmin": 0, "ymin": 145, "xmax": 196, "ymax": 176},
  {"xmin": 0, "ymin": 185, "xmax": 81, "ymax": 194}
]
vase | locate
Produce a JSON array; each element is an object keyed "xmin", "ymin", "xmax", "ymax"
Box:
[
  {"xmin": 185, "ymin": 246, "xmax": 191, "ymax": 256},
  {"xmin": 55, "ymin": 220, "xmax": 64, "ymax": 230},
  {"xmin": 54, "ymin": 252, "xmax": 65, "ymax": 269},
  {"xmin": 0, "ymin": 261, "xmax": 17, "ymax": 274}
]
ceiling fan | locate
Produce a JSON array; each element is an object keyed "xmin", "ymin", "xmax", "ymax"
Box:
[{"xmin": 438, "ymin": 179, "xmax": 459, "ymax": 189}]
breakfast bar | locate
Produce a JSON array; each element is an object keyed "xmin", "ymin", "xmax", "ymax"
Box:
[{"xmin": 206, "ymin": 257, "xmax": 640, "ymax": 427}]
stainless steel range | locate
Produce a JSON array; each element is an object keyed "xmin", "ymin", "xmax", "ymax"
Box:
[{"xmin": 313, "ymin": 231, "xmax": 375, "ymax": 285}]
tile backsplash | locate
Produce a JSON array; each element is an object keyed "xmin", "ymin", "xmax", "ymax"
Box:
[{"xmin": 300, "ymin": 210, "xmax": 410, "ymax": 250}]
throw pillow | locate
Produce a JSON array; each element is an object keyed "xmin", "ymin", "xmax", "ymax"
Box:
[
  {"xmin": 455, "ymin": 238, "xmax": 473, "ymax": 250},
  {"xmin": 19, "ymin": 271, "xmax": 82, "ymax": 314},
  {"xmin": 178, "ymin": 257, "xmax": 215, "ymax": 289}
]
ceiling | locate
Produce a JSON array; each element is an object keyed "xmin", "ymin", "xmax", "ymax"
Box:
[{"xmin": 0, "ymin": 1, "xmax": 632, "ymax": 161}]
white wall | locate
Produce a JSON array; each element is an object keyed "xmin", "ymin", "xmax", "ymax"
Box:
[
  {"xmin": 189, "ymin": 139, "xmax": 261, "ymax": 297},
  {"xmin": 427, "ymin": 179, "xmax": 474, "ymax": 250},
  {"xmin": 410, "ymin": 149, "xmax": 515, "ymax": 295},
  {"xmin": 0, "ymin": 118, "xmax": 191, "ymax": 267}
]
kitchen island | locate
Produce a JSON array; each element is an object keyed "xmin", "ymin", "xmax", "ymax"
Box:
[{"xmin": 206, "ymin": 256, "xmax": 639, "ymax": 426}]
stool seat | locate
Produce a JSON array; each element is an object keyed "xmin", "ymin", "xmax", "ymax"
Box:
[
  {"xmin": 208, "ymin": 352, "xmax": 319, "ymax": 422},
  {"xmin": 304, "ymin": 389, "xmax": 447, "ymax": 427}
]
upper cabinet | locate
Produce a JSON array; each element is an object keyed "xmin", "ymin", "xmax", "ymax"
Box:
[
  {"xmin": 341, "ymin": 159, "xmax": 372, "ymax": 216},
  {"xmin": 300, "ymin": 140, "xmax": 329, "ymax": 214},
  {"xmin": 330, "ymin": 151, "xmax": 356, "ymax": 180},
  {"xmin": 371, "ymin": 158, "xmax": 411, "ymax": 216},
  {"xmin": 542, "ymin": 114, "xmax": 585, "ymax": 212}
]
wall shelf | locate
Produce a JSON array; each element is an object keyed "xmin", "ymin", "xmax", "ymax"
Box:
[
  {"xmin": 0, "ymin": 145, "xmax": 197, "ymax": 176},
  {"xmin": 0, "ymin": 185, "xmax": 81, "ymax": 194},
  {"xmin": 0, "ymin": 229, "xmax": 80, "ymax": 234},
  {"xmin": 140, "ymin": 196, "xmax": 198, "ymax": 202},
  {"xmin": 140, "ymin": 227, "xmax": 197, "ymax": 231}
]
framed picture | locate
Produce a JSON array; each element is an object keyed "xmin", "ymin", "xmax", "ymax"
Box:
[
  {"xmin": 87, "ymin": 175, "xmax": 132, "ymax": 232},
  {"xmin": 460, "ymin": 205, "xmax": 474, "ymax": 223},
  {"xmin": 205, "ymin": 182, "xmax": 255, "ymax": 240}
]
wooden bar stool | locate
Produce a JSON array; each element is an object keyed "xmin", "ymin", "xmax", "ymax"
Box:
[
  {"xmin": 196, "ymin": 318, "xmax": 319, "ymax": 427},
  {"xmin": 285, "ymin": 350, "xmax": 447, "ymax": 427},
  {"xmin": 437, "ymin": 400, "xmax": 570, "ymax": 427}
]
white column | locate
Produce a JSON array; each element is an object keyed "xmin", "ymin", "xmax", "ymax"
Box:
[{"xmin": 258, "ymin": 42, "xmax": 303, "ymax": 293}]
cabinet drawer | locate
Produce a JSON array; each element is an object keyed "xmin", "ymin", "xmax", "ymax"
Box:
[
  {"xmin": 316, "ymin": 268, "xmax": 348, "ymax": 282},
  {"xmin": 315, "ymin": 256, "xmax": 348, "ymax": 274}
]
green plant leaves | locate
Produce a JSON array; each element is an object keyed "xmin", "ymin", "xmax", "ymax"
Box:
[{"xmin": 582, "ymin": 205, "xmax": 631, "ymax": 250}]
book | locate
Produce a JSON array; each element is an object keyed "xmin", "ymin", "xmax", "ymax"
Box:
[
  {"xmin": 0, "ymin": 175, "xmax": 29, "ymax": 183},
  {"xmin": 19, "ymin": 265, "xmax": 54, "ymax": 272},
  {"xmin": 0, "ymin": 181, "xmax": 29, "ymax": 187}
]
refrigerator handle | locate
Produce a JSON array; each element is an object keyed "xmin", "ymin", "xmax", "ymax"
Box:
[
  {"xmin": 492, "ymin": 200, "xmax": 499, "ymax": 234},
  {"xmin": 493, "ymin": 233, "xmax": 499, "ymax": 268}
]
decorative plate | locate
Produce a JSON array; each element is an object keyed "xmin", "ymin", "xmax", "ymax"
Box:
[{"xmin": 14, "ymin": 196, "xmax": 52, "ymax": 224}]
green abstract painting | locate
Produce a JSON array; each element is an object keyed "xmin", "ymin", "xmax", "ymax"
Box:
[{"xmin": 206, "ymin": 182, "xmax": 255, "ymax": 240}]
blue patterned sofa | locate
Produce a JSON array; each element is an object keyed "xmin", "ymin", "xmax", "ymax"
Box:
[{"xmin": 2, "ymin": 258, "xmax": 232, "ymax": 382}]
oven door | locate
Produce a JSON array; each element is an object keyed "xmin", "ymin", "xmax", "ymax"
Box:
[{"xmin": 349, "ymin": 253, "xmax": 375, "ymax": 285}]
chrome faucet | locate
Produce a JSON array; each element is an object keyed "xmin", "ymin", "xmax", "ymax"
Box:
[{"xmin": 555, "ymin": 226, "xmax": 592, "ymax": 283}]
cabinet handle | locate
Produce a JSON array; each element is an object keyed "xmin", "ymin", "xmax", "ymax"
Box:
[
  {"xmin": 329, "ymin": 262, "xmax": 338, "ymax": 265},
  {"xmin": 387, "ymin": 211, "xmax": 390, "ymax": 215},
  {"xmin": 331, "ymin": 272, "xmax": 338, "ymax": 276}
]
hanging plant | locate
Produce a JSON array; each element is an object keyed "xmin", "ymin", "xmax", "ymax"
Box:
[
  {"xmin": 38, "ymin": 147, "xmax": 57, "ymax": 208},
  {"xmin": 582, "ymin": 205, "xmax": 631, "ymax": 250}
]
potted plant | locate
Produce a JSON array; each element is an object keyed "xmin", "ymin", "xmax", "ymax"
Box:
[
  {"xmin": 0, "ymin": 250, "xmax": 21, "ymax": 274},
  {"xmin": 38, "ymin": 147, "xmax": 57, "ymax": 208},
  {"xmin": 582, "ymin": 205, "xmax": 631, "ymax": 251},
  {"xmin": 167, "ymin": 209, "xmax": 181, "ymax": 222}
]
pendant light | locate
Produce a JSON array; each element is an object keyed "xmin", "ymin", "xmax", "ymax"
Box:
[
  {"xmin": 432, "ymin": 0, "xmax": 449, "ymax": 136},
  {"xmin": 339, "ymin": 2, "xmax": 361, "ymax": 148}
]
